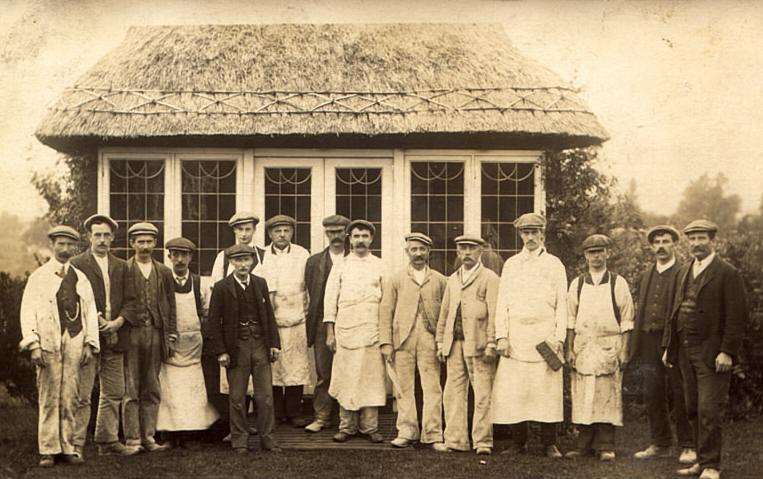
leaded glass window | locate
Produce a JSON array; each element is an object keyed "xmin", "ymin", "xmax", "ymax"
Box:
[
  {"xmin": 181, "ymin": 160, "xmax": 237, "ymax": 275},
  {"xmin": 410, "ymin": 162, "xmax": 464, "ymax": 274},
  {"xmin": 109, "ymin": 159, "xmax": 165, "ymax": 261},
  {"xmin": 335, "ymin": 168, "xmax": 383, "ymax": 257},
  {"xmin": 264, "ymin": 168, "xmax": 312, "ymax": 250},
  {"xmin": 481, "ymin": 162, "xmax": 535, "ymax": 260}
]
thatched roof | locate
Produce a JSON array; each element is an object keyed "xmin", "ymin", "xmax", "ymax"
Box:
[{"xmin": 36, "ymin": 23, "xmax": 608, "ymax": 152}]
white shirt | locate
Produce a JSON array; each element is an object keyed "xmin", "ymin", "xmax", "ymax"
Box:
[
  {"xmin": 693, "ymin": 252, "xmax": 716, "ymax": 277},
  {"xmin": 234, "ymin": 275, "xmax": 250, "ymax": 290},
  {"xmin": 137, "ymin": 260, "xmax": 153, "ymax": 279},
  {"xmin": 412, "ymin": 266, "xmax": 427, "ymax": 286},
  {"xmin": 329, "ymin": 250, "xmax": 345, "ymax": 267},
  {"xmin": 590, "ymin": 270, "xmax": 606, "ymax": 285},
  {"xmin": 174, "ymin": 274, "xmax": 189, "ymax": 286},
  {"xmin": 655, "ymin": 257, "xmax": 676, "ymax": 274},
  {"xmin": 459, "ymin": 263, "xmax": 480, "ymax": 285}
]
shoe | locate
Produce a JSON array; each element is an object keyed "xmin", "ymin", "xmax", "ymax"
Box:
[
  {"xmin": 432, "ymin": 442, "xmax": 450, "ymax": 452},
  {"xmin": 699, "ymin": 468, "xmax": 720, "ymax": 479},
  {"xmin": 234, "ymin": 447, "xmax": 249, "ymax": 455},
  {"xmin": 476, "ymin": 447, "xmax": 492, "ymax": 455},
  {"xmin": 545, "ymin": 445, "xmax": 563, "ymax": 458},
  {"xmin": 677, "ymin": 463, "xmax": 701, "ymax": 476},
  {"xmin": 289, "ymin": 417, "xmax": 308, "ymax": 428},
  {"xmin": 634, "ymin": 444, "xmax": 671, "ymax": 459},
  {"xmin": 38, "ymin": 455, "xmax": 55, "ymax": 468},
  {"xmin": 390, "ymin": 437, "xmax": 413, "ymax": 448},
  {"xmin": 248, "ymin": 426, "xmax": 258, "ymax": 435},
  {"xmin": 144, "ymin": 441, "xmax": 171, "ymax": 452},
  {"xmin": 61, "ymin": 454, "xmax": 84, "ymax": 465},
  {"xmin": 500, "ymin": 443, "xmax": 528, "ymax": 455},
  {"xmin": 679, "ymin": 448, "xmax": 698, "ymax": 465},
  {"xmin": 565, "ymin": 449, "xmax": 592, "ymax": 459},
  {"xmin": 333, "ymin": 431, "xmax": 353, "ymax": 443},
  {"xmin": 98, "ymin": 442, "xmax": 141, "ymax": 456},
  {"xmin": 599, "ymin": 450, "xmax": 616, "ymax": 462},
  {"xmin": 305, "ymin": 420, "xmax": 326, "ymax": 433},
  {"xmin": 222, "ymin": 433, "xmax": 232, "ymax": 443},
  {"xmin": 367, "ymin": 432, "xmax": 384, "ymax": 443}
]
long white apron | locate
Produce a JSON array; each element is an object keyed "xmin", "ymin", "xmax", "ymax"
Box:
[
  {"xmin": 571, "ymin": 281, "xmax": 623, "ymax": 426},
  {"xmin": 157, "ymin": 285, "xmax": 219, "ymax": 431}
]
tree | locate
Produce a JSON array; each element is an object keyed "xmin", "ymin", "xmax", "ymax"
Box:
[{"xmin": 672, "ymin": 173, "xmax": 741, "ymax": 233}]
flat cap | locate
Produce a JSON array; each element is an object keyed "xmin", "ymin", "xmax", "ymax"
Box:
[
  {"xmin": 514, "ymin": 212, "xmax": 547, "ymax": 230},
  {"xmin": 346, "ymin": 219, "xmax": 376, "ymax": 236},
  {"xmin": 228, "ymin": 211, "xmax": 260, "ymax": 228},
  {"xmin": 47, "ymin": 225, "xmax": 80, "ymax": 241},
  {"xmin": 646, "ymin": 224, "xmax": 680, "ymax": 243},
  {"xmin": 581, "ymin": 234, "xmax": 611, "ymax": 251},
  {"xmin": 165, "ymin": 237, "xmax": 197, "ymax": 253},
  {"xmin": 83, "ymin": 214, "xmax": 118, "ymax": 232},
  {"xmin": 683, "ymin": 219, "xmax": 718, "ymax": 235},
  {"xmin": 127, "ymin": 222, "xmax": 158, "ymax": 238},
  {"xmin": 454, "ymin": 235, "xmax": 486, "ymax": 247},
  {"xmin": 226, "ymin": 243, "xmax": 256, "ymax": 259},
  {"xmin": 265, "ymin": 214, "xmax": 296, "ymax": 231},
  {"xmin": 405, "ymin": 232, "xmax": 433, "ymax": 247},
  {"xmin": 322, "ymin": 214, "xmax": 351, "ymax": 230}
]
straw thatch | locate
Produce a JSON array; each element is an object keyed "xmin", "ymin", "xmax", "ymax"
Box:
[{"xmin": 36, "ymin": 23, "xmax": 608, "ymax": 152}]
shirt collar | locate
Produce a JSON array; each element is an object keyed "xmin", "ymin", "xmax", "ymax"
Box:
[
  {"xmin": 693, "ymin": 252, "xmax": 716, "ymax": 274},
  {"xmin": 655, "ymin": 257, "xmax": 676, "ymax": 274},
  {"xmin": 521, "ymin": 246, "xmax": 545, "ymax": 258},
  {"xmin": 460, "ymin": 262, "xmax": 481, "ymax": 283},
  {"xmin": 174, "ymin": 273, "xmax": 189, "ymax": 283},
  {"xmin": 271, "ymin": 243, "xmax": 291, "ymax": 255},
  {"xmin": 234, "ymin": 274, "xmax": 250, "ymax": 289}
]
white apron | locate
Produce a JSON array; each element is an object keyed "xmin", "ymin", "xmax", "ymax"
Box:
[
  {"xmin": 158, "ymin": 283, "xmax": 219, "ymax": 431},
  {"xmin": 261, "ymin": 245, "xmax": 312, "ymax": 387},
  {"xmin": 571, "ymin": 280, "xmax": 623, "ymax": 426}
]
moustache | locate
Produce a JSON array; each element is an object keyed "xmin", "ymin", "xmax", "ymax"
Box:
[
  {"xmin": 412, "ymin": 256, "xmax": 426, "ymax": 261},
  {"xmin": 656, "ymin": 248, "xmax": 667, "ymax": 254}
]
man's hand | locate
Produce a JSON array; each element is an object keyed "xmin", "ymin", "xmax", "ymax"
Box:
[
  {"xmin": 218, "ymin": 353, "xmax": 231, "ymax": 368},
  {"xmin": 483, "ymin": 344, "xmax": 497, "ymax": 362},
  {"xmin": 496, "ymin": 338, "xmax": 510, "ymax": 358},
  {"xmin": 661, "ymin": 350, "xmax": 672, "ymax": 368},
  {"xmin": 97, "ymin": 313, "xmax": 108, "ymax": 329},
  {"xmin": 436, "ymin": 344, "xmax": 446, "ymax": 363},
  {"xmin": 715, "ymin": 352, "xmax": 733, "ymax": 373},
  {"xmin": 80, "ymin": 344, "xmax": 94, "ymax": 366},
  {"xmin": 100, "ymin": 317, "xmax": 125, "ymax": 335},
  {"xmin": 167, "ymin": 337, "xmax": 177, "ymax": 358},
  {"xmin": 30, "ymin": 348, "xmax": 46, "ymax": 368},
  {"xmin": 326, "ymin": 327, "xmax": 337, "ymax": 353},
  {"xmin": 380, "ymin": 344, "xmax": 394, "ymax": 363},
  {"xmin": 270, "ymin": 348, "xmax": 280, "ymax": 363}
]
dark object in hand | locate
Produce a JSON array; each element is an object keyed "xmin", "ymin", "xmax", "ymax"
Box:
[{"xmin": 536, "ymin": 341, "xmax": 564, "ymax": 371}]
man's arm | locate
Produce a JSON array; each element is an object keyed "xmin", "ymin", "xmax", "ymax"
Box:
[
  {"xmin": 493, "ymin": 260, "xmax": 510, "ymax": 342},
  {"xmin": 552, "ymin": 260, "xmax": 569, "ymax": 344},
  {"xmin": 378, "ymin": 273, "xmax": 397, "ymax": 348},
  {"xmin": 19, "ymin": 273, "xmax": 42, "ymax": 352}
]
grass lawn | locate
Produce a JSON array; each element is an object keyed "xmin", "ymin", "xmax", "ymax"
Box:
[{"xmin": 1, "ymin": 403, "xmax": 761, "ymax": 479}]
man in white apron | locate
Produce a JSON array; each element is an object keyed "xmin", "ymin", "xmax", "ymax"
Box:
[
  {"xmin": 565, "ymin": 234, "xmax": 634, "ymax": 462},
  {"xmin": 157, "ymin": 238, "xmax": 219, "ymax": 446},
  {"xmin": 493, "ymin": 213, "xmax": 567, "ymax": 458},
  {"xmin": 259, "ymin": 215, "xmax": 311, "ymax": 428},
  {"xmin": 436, "ymin": 235, "xmax": 499, "ymax": 456},
  {"xmin": 379, "ymin": 232, "xmax": 448, "ymax": 451},
  {"xmin": 323, "ymin": 219, "xmax": 387, "ymax": 443},
  {"xmin": 19, "ymin": 226, "xmax": 100, "ymax": 467}
]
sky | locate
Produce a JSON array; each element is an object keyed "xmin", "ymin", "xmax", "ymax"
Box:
[{"xmin": 1, "ymin": 0, "xmax": 762, "ymax": 220}]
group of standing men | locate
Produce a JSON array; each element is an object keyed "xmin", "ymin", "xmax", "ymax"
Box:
[{"xmin": 19, "ymin": 208, "xmax": 746, "ymax": 479}]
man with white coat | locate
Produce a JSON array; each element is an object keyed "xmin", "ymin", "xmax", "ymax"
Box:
[
  {"xmin": 19, "ymin": 225, "xmax": 100, "ymax": 467},
  {"xmin": 492, "ymin": 213, "xmax": 567, "ymax": 458}
]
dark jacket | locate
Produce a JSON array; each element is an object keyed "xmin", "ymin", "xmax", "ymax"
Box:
[
  {"xmin": 70, "ymin": 251, "xmax": 136, "ymax": 351},
  {"xmin": 126, "ymin": 257, "xmax": 178, "ymax": 360},
  {"xmin": 628, "ymin": 262, "xmax": 679, "ymax": 362},
  {"xmin": 664, "ymin": 255, "xmax": 748, "ymax": 368},
  {"xmin": 206, "ymin": 273, "xmax": 280, "ymax": 368},
  {"xmin": 304, "ymin": 247, "xmax": 335, "ymax": 347}
]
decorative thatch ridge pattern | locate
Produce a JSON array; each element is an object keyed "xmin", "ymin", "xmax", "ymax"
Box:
[{"xmin": 36, "ymin": 24, "xmax": 608, "ymax": 149}]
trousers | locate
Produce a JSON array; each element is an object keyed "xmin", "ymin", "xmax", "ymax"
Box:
[
  {"xmin": 123, "ymin": 325, "xmax": 162, "ymax": 446},
  {"xmin": 73, "ymin": 352, "xmax": 97, "ymax": 447},
  {"xmin": 576, "ymin": 423, "xmax": 615, "ymax": 452},
  {"xmin": 339, "ymin": 406, "xmax": 378, "ymax": 435},
  {"xmin": 311, "ymin": 322, "xmax": 335, "ymax": 424}
]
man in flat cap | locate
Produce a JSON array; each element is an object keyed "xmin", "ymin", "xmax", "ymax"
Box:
[
  {"xmin": 380, "ymin": 232, "xmax": 448, "ymax": 450},
  {"xmin": 304, "ymin": 214, "xmax": 350, "ymax": 432},
  {"xmin": 258, "ymin": 215, "xmax": 311, "ymax": 427},
  {"xmin": 156, "ymin": 238, "xmax": 219, "ymax": 446},
  {"xmin": 123, "ymin": 222, "xmax": 177, "ymax": 452},
  {"xmin": 631, "ymin": 226, "xmax": 695, "ymax": 465},
  {"xmin": 665, "ymin": 220, "xmax": 747, "ymax": 479},
  {"xmin": 323, "ymin": 219, "xmax": 387, "ymax": 443},
  {"xmin": 565, "ymin": 234, "xmax": 634, "ymax": 462},
  {"xmin": 70, "ymin": 215, "xmax": 139, "ymax": 457},
  {"xmin": 492, "ymin": 213, "xmax": 567, "ymax": 458},
  {"xmin": 436, "ymin": 235, "xmax": 499, "ymax": 455},
  {"xmin": 20, "ymin": 226, "xmax": 100, "ymax": 467},
  {"xmin": 210, "ymin": 212, "xmax": 266, "ymax": 287},
  {"xmin": 207, "ymin": 244, "xmax": 282, "ymax": 453}
]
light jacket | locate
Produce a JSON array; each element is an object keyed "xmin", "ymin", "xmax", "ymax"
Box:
[
  {"xmin": 19, "ymin": 259, "xmax": 100, "ymax": 354},
  {"xmin": 436, "ymin": 263, "xmax": 499, "ymax": 357},
  {"xmin": 379, "ymin": 265, "xmax": 447, "ymax": 350}
]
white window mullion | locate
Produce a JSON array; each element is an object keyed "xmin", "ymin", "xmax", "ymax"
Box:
[
  {"xmin": 98, "ymin": 150, "xmax": 109, "ymax": 214},
  {"xmin": 465, "ymin": 154, "xmax": 480, "ymax": 237}
]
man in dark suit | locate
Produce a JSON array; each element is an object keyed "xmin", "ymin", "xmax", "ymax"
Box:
[
  {"xmin": 632, "ymin": 225, "xmax": 694, "ymax": 464},
  {"xmin": 665, "ymin": 220, "xmax": 748, "ymax": 479},
  {"xmin": 124, "ymin": 222, "xmax": 177, "ymax": 452},
  {"xmin": 207, "ymin": 244, "xmax": 281, "ymax": 453},
  {"xmin": 304, "ymin": 214, "xmax": 349, "ymax": 433},
  {"xmin": 70, "ymin": 214, "xmax": 139, "ymax": 457}
]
